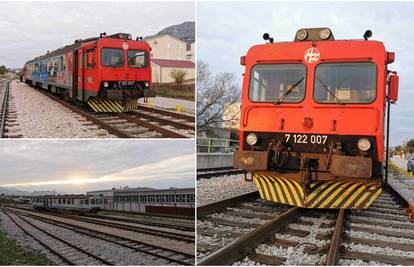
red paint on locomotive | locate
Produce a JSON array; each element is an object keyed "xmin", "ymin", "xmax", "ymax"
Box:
[{"xmin": 234, "ymin": 28, "xmax": 399, "ymax": 209}]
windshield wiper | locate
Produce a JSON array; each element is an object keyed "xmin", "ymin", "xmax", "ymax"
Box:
[
  {"xmin": 317, "ymin": 78, "xmax": 344, "ymax": 104},
  {"xmin": 275, "ymin": 77, "xmax": 304, "ymax": 104}
]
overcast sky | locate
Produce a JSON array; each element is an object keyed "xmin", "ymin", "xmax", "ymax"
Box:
[
  {"xmin": 197, "ymin": 1, "xmax": 414, "ymax": 146},
  {"xmin": 0, "ymin": 140, "xmax": 195, "ymax": 194},
  {"xmin": 0, "ymin": 1, "xmax": 194, "ymax": 68}
]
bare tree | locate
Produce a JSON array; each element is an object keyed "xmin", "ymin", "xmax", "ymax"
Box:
[
  {"xmin": 197, "ymin": 61, "xmax": 240, "ymax": 130},
  {"xmin": 169, "ymin": 69, "xmax": 187, "ymax": 85}
]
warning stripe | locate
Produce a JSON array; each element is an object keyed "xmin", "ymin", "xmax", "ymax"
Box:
[
  {"xmin": 87, "ymin": 99, "xmax": 125, "ymax": 113},
  {"xmin": 253, "ymin": 174, "xmax": 381, "ymax": 209}
]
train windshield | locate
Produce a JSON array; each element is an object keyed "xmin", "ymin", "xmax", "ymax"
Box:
[
  {"xmin": 249, "ymin": 64, "xmax": 306, "ymax": 103},
  {"xmin": 314, "ymin": 62, "xmax": 377, "ymax": 104},
  {"xmin": 101, "ymin": 48, "xmax": 124, "ymax": 67},
  {"xmin": 128, "ymin": 50, "xmax": 148, "ymax": 68}
]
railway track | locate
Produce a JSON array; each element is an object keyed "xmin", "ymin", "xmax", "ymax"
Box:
[
  {"xmin": 0, "ymin": 79, "xmax": 21, "ymax": 138},
  {"xmin": 86, "ymin": 214, "xmax": 195, "ymax": 232},
  {"xmin": 28, "ymin": 84, "xmax": 193, "ymax": 138},
  {"xmin": 32, "ymin": 210, "xmax": 195, "ymax": 243},
  {"xmin": 197, "ymin": 189, "xmax": 414, "ymax": 265},
  {"xmin": 197, "ymin": 167, "xmax": 245, "ymax": 179},
  {"xmin": 2, "ymin": 207, "xmax": 112, "ymax": 265},
  {"xmin": 4, "ymin": 207, "xmax": 195, "ymax": 265}
]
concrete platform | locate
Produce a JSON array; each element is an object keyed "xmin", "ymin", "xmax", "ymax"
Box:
[{"xmin": 197, "ymin": 153, "xmax": 233, "ymax": 170}]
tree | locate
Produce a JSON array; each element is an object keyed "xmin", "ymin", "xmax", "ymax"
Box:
[
  {"xmin": 197, "ymin": 61, "xmax": 240, "ymax": 129},
  {"xmin": 169, "ymin": 69, "xmax": 187, "ymax": 85},
  {"xmin": 0, "ymin": 65, "xmax": 7, "ymax": 75},
  {"xmin": 407, "ymin": 139, "xmax": 414, "ymax": 153}
]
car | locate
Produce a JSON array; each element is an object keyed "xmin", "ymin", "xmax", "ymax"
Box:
[{"xmin": 407, "ymin": 153, "xmax": 414, "ymax": 172}]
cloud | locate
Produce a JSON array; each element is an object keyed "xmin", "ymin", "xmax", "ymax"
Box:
[
  {"xmin": 0, "ymin": 140, "xmax": 195, "ymax": 193},
  {"xmin": 197, "ymin": 1, "xmax": 414, "ymax": 146},
  {"xmin": 0, "ymin": 1, "xmax": 194, "ymax": 68}
]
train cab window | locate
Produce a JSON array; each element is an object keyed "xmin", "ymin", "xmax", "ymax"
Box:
[
  {"xmin": 127, "ymin": 50, "xmax": 147, "ymax": 68},
  {"xmin": 313, "ymin": 62, "xmax": 377, "ymax": 104},
  {"xmin": 249, "ymin": 64, "xmax": 306, "ymax": 103},
  {"xmin": 86, "ymin": 49, "xmax": 95, "ymax": 68},
  {"xmin": 101, "ymin": 48, "xmax": 124, "ymax": 67}
]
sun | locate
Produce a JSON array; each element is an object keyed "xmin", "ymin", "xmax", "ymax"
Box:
[{"xmin": 68, "ymin": 176, "xmax": 87, "ymax": 185}]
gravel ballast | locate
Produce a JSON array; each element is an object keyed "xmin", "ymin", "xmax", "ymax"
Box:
[
  {"xmin": 197, "ymin": 174, "xmax": 257, "ymax": 206},
  {"xmin": 10, "ymin": 81, "xmax": 114, "ymax": 138}
]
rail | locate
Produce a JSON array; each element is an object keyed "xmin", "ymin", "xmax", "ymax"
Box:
[
  {"xmin": 0, "ymin": 80, "xmax": 10, "ymax": 137},
  {"xmin": 197, "ymin": 137, "xmax": 239, "ymax": 153},
  {"xmin": 198, "ymin": 207, "xmax": 300, "ymax": 265}
]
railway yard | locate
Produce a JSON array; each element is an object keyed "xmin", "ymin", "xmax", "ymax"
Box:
[
  {"xmin": 0, "ymin": 79, "xmax": 195, "ymax": 138},
  {"xmin": 0, "ymin": 205, "xmax": 195, "ymax": 265},
  {"xmin": 196, "ymin": 164, "xmax": 414, "ymax": 266}
]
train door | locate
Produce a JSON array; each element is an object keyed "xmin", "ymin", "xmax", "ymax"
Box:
[
  {"xmin": 72, "ymin": 50, "xmax": 78, "ymax": 100},
  {"xmin": 83, "ymin": 44, "xmax": 98, "ymax": 100},
  {"xmin": 77, "ymin": 49, "xmax": 84, "ymax": 101}
]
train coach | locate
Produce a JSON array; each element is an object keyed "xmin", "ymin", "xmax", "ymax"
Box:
[
  {"xmin": 22, "ymin": 32, "xmax": 155, "ymax": 112},
  {"xmin": 32, "ymin": 194, "xmax": 101, "ymax": 213},
  {"xmin": 88, "ymin": 187, "xmax": 195, "ymax": 216},
  {"xmin": 234, "ymin": 28, "xmax": 399, "ymax": 209}
]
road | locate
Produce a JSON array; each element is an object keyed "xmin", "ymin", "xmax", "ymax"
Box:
[{"xmin": 138, "ymin": 96, "xmax": 195, "ymax": 114}]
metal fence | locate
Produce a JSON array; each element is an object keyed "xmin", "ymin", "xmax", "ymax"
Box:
[{"xmin": 197, "ymin": 137, "xmax": 239, "ymax": 153}]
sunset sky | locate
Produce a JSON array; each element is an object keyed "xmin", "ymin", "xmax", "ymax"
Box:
[{"xmin": 0, "ymin": 140, "xmax": 195, "ymax": 194}]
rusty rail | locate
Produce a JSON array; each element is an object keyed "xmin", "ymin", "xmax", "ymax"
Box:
[
  {"xmin": 135, "ymin": 105, "xmax": 194, "ymax": 122},
  {"xmin": 325, "ymin": 209, "xmax": 345, "ymax": 265},
  {"xmin": 0, "ymin": 80, "xmax": 10, "ymax": 137},
  {"xmin": 197, "ymin": 191, "xmax": 260, "ymax": 218},
  {"xmin": 34, "ymin": 89, "xmax": 132, "ymax": 138},
  {"xmin": 198, "ymin": 207, "xmax": 300, "ymax": 265},
  {"xmin": 117, "ymin": 113, "xmax": 188, "ymax": 138},
  {"xmin": 130, "ymin": 110, "xmax": 194, "ymax": 131}
]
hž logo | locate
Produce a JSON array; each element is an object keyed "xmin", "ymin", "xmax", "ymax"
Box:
[
  {"xmin": 304, "ymin": 47, "xmax": 320, "ymax": 63},
  {"xmin": 122, "ymin": 42, "xmax": 129, "ymax": 50}
]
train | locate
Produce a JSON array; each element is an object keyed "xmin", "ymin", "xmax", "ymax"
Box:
[
  {"xmin": 234, "ymin": 28, "xmax": 399, "ymax": 209},
  {"xmin": 31, "ymin": 187, "xmax": 195, "ymax": 216},
  {"xmin": 22, "ymin": 32, "xmax": 155, "ymax": 112},
  {"xmin": 32, "ymin": 195, "xmax": 101, "ymax": 214}
]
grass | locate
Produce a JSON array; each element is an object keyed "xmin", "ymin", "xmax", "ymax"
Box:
[
  {"xmin": 154, "ymin": 86, "xmax": 195, "ymax": 101},
  {"xmin": 0, "ymin": 229, "xmax": 52, "ymax": 265}
]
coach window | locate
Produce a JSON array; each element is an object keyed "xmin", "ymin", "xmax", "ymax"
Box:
[
  {"xmin": 101, "ymin": 48, "xmax": 124, "ymax": 67},
  {"xmin": 127, "ymin": 50, "xmax": 147, "ymax": 68},
  {"xmin": 313, "ymin": 62, "xmax": 377, "ymax": 104},
  {"xmin": 86, "ymin": 49, "xmax": 95, "ymax": 68},
  {"xmin": 249, "ymin": 64, "xmax": 306, "ymax": 103}
]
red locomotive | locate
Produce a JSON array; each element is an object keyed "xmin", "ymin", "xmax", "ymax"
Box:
[
  {"xmin": 234, "ymin": 28, "xmax": 399, "ymax": 209},
  {"xmin": 23, "ymin": 33, "xmax": 154, "ymax": 112}
]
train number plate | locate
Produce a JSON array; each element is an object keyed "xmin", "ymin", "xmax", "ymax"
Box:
[
  {"xmin": 284, "ymin": 134, "xmax": 328, "ymax": 145},
  {"xmin": 118, "ymin": 81, "xmax": 135, "ymax": 85}
]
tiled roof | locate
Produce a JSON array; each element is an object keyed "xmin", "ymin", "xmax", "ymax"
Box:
[{"xmin": 152, "ymin": 59, "xmax": 195, "ymax": 68}]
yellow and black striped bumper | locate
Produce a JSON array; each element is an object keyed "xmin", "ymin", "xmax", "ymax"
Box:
[
  {"xmin": 87, "ymin": 99, "xmax": 139, "ymax": 113},
  {"xmin": 254, "ymin": 173, "xmax": 382, "ymax": 209}
]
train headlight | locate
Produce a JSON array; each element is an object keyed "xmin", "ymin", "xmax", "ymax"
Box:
[
  {"xmin": 103, "ymin": 82, "xmax": 109, "ymax": 88},
  {"xmin": 296, "ymin": 29, "xmax": 308, "ymax": 41},
  {"xmin": 319, "ymin": 29, "xmax": 331, "ymax": 40},
  {"xmin": 144, "ymin": 81, "xmax": 149, "ymax": 88},
  {"xmin": 246, "ymin": 133, "xmax": 258, "ymax": 146},
  {"xmin": 357, "ymin": 138, "xmax": 371, "ymax": 152}
]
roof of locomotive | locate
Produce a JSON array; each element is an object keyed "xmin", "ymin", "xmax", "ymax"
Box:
[
  {"xmin": 244, "ymin": 39, "xmax": 386, "ymax": 62},
  {"xmin": 25, "ymin": 33, "xmax": 146, "ymax": 65}
]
